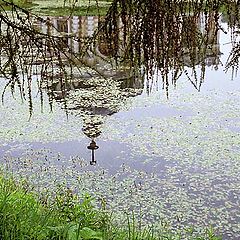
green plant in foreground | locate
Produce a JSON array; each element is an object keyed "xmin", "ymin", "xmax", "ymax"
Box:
[
  {"xmin": 0, "ymin": 176, "xmax": 107, "ymax": 239},
  {"xmin": 0, "ymin": 175, "xmax": 222, "ymax": 240}
]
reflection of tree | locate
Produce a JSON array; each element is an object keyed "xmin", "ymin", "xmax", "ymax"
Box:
[
  {"xmin": 37, "ymin": 15, "xmax": 144, "ymax": 139},
  {"xmin": 41, "ymin": 9, "xmax": 223, "ymax": 94},
  {"xmin": 221, "ymin": 1, "xmax": 240, "ymax": 27},
  {"xmin": 0, "ymin": 0, "xmax": 105, "ymax": 114},
  {"xmin": 181, "ymin": 12, "xmax": 221, "ymax": 66},
  {"xmin": 222, "ymin": 2, "xmax": 240, "ymax": 73},
  {"xmin": 50, "ymin": 74, "xmax": 144, "ymax": 139}
]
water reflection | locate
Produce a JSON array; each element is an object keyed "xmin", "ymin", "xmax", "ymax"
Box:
[
  {"xmin": 37, "ymin": 13, "xmax": 223, "ymax": 71},
  {"xmin": 35, "ymin": 8, "xmax": 239, "ymax": 163},
  {"xmin": 87, "ymin": 139, "xmax": 99, "ymax": 165},
  {"xmin": 49, "ymin": 72, "xmax": 143, "ymax": 165},
  {"xmin": 1, "ymin": 2, "xmax": 240, "ymax": 108},
  {"xmin": 38, "ymin": 16, "xmax": 99, "ymax": 49},
  {"xmin": 34, "ymin": 10, "xmax": 225, "ymax": 98},
  {"xmin": 101, "ymin": 1, "xmax": 240, "ymax": 91},
  {"xmin": 181, "ymin": 12, "xmax": 221, "ymax": 68},
  {"xmin": 35, "ymin": 15, "xmax": 117, "ymax": 71},
  {"xmin": 1, "ymin": 1, "xmax": 240, "ymax": 97},
  {"xmin": 39, "ymin": 12, "xmax": 222, "ymax": 119},
  {"xmin": 1, "ymin": 2, "xmax": 240, "ymax": 164},
  {"xmin": 1, "ymin": 3, "xmax": 240, "ymax": 238}
]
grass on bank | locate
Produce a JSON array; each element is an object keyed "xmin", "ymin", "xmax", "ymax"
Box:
[
  {"xmin": 0, "ymin": 0, "xmax": 112, "ymax": 16},
  {"xmin": 36, "ymin": 5, "xmax": 111, "ymax": 16},
  {"xmin": 0, "ymin": 175, "xmax": 221, "ymax": 240},
  {"xmin": 0, "ymin": 0, "xmax": 38, "ymax": 9}
]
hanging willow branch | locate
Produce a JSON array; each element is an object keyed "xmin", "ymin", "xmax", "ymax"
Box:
[
  {"xmin": 224, "ymin": 1, "xmax": 240, "ymax": 75},
  {"xmin": 101, "ymin": 0, "xmax": 240, "ymax": 91},
  {"xmin": 0, "ymin": 0, "xmax": 240, "ymax": 105},
  {"xmin": 0, "ymin": 0, "xmax": 108, "ymax": 113}
]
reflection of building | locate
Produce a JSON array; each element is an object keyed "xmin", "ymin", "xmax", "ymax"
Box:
[
  {"xmin": 37, "ymin": 15, "xmax": 144, "ymax": 140},
  {"xmin": 40, "ymin": 13, "xmax": 222, "ymax": 140},
  {"xmin": 87, "ymin": 139, "xmax": 99, "ymax": 165},
  {"xmin": 37, "ymin": 16, "xmax": 104, "ymax": 55},
  {"xmin": 36, "ymin": 15, "xmax": 124, "ymax": 78},
  {"xmin": 36, "ymin": 13, "xmax": 223, "ymax": 71}
]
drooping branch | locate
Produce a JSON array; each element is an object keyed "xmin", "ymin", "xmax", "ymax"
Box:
[
  {"xmin": 101, "ymin": 0, "xmax": 239, "ymax": 91},
  {"xmin": 0, "ymin": 0, "xmax": 240, "ymax": 107},
  {"xmin": 0, "ymin": 0, "xmax": 109, "ymax": 113}
]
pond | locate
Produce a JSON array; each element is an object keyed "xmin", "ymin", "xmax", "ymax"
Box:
[{"xmin": 0, "ymin": 2, "xmax": 240, "ymax": 239}]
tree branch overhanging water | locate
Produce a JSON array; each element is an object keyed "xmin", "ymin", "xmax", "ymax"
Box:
[
  {"xmin": 0, "ymin": 0, "xmax": 111, "ymax": 114},
  {"xmin": 0, "ymin": 0, "xmax": 240, "ymax": 109},
  {"xmin": 102, "ymin": 0, "xmax": 240, "ymax": 90}
]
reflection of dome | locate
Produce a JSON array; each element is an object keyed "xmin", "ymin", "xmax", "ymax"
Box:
[{"xmin": 49, "ymin": 73, "xmax": 144, "ymax": 139}]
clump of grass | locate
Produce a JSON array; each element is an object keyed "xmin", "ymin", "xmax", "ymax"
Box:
[
  {"xmin": 0, "ymin": 176, "xmax": 106, "ymax": 239},
  {"xmin": 0, "ymin": 175, "xmax": 221, "ymax": 240}
]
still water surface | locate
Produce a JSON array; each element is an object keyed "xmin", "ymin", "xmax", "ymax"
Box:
[{"xmin": 0, "ymin": 12, "xmax": 240, "ymax": 239}]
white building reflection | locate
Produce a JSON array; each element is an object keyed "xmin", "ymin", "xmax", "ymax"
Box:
[{"xmin": 36, "ymin": 13, "xmax": 222, "ymax": 68}]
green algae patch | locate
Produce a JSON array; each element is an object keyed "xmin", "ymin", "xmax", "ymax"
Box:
[
  {"xmin": 31, "ymin": 0, "xmax": 112, "ymax": 16},
  {"xmin": 0, "ymin": 0, "xmax": 38, "ymax": 10}
]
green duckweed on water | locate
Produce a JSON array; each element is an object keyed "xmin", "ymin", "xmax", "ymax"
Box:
[{"xmin": 0, "ymin": 73, "xmax": 240, "ymax": 239}]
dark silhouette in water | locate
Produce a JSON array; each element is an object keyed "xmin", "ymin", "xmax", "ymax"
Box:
[{"xmin": 87, "ymin": 139, "xmax": 99, "ymax": 165}]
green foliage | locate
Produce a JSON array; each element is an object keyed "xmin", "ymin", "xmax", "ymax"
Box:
[
  {"xmin": 0, "ymin": 175, "xmax": 222, "ymax": 240},
  {"xmin": 0, "ymin": 177, "xmax": 50, "ymax": 239},
  {"xmin": 0, "ymin": 0, "xmax": 35, "ymax": 8},
  {"xmin": 0, "ymin": 176, "xmax": 107, "ymax": 239}
]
